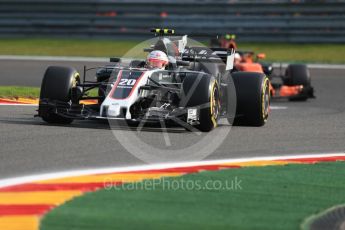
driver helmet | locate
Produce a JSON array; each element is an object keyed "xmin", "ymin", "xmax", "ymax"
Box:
[{"xmin": 146, "ymin": 50, "xmax": 169, "ymax": 69}]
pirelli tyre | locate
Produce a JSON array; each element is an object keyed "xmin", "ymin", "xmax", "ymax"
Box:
[
  {"xmin": 284, "ymin": 64, "xmax": 310, "ymax": 86},
  {"xmin": 231, "ymin": 72, "xmax": 270, "ymax": 126},
  {"xmin": 284, "ymin": 64, "xmax": 311, "ymax": 101},
  {"xmin": 181, "ymin": 74, "xmax": 220, "ymax": 132},
  {"xmin": 39, "ymin": 66, "xmax": 80, "ymax": 124}
]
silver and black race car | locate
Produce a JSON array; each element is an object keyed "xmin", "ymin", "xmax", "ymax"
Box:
[{"xmin": 37, "ymin": 29, "xmax": 270, "ymax": 132}]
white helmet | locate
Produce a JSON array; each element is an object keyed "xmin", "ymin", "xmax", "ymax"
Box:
[{"xmin": 146, "ymin": 50, "xmax": 169, "ymax": 69}]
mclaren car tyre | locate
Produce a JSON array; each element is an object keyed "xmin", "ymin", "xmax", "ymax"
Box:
[
  {"xmin": 284, "ymin": 64, "xmax": 311, "ymax": 101},
  {"xmin": 231, "ymin": 72, "xmax": 270, "ymax": 126},
  {"xmin": 39, "ymin": 66, "xmax": 80, "ymax": 124},
  {"xmin": 182, "ymin": 74, "xmax": 220, "ymax": 132}
]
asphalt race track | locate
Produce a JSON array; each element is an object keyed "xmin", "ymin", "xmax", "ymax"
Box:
[
  {"xmin": 0, "ymin": 59, "xmax": 109, "ymax": 87},
  {"xmin": 0, "ymin": 60, "xmax": 345, "ymax": 179}
]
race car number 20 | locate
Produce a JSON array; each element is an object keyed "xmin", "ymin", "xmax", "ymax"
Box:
[{"xmin": 119, "ymin": 79, "xmax": 137, "ymax": 86}]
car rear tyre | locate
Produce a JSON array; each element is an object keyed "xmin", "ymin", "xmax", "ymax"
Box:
[
  {"xmin": 231, "ymin": 72, "xmax": 270, "ymax": 126},
  {"xmin": 39, "ymin": 66, "xmax": 80, "ymax": 124}
]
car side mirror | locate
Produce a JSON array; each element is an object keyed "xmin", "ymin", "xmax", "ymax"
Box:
[{"xmin": 110, "ymin": 57, "xmax": 121, "ymax": 63}]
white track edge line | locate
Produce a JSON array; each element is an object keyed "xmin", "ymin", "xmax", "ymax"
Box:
[
  {"xmin": 270, "ymin": 106, "xmax": 288, "ymax": 110},
  {"xmin": 0, "ymin": 152, "xmax": 344, "ymax": 188},
  {"xmin": 0, "ymin": 55, "xmax": 108, "ymax": 62}
]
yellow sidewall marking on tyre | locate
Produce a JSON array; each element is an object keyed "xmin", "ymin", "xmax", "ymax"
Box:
[
  {"xmin": 72, "ymin": 72, "xmax": 80, "ymax": 88},
  {"xmin": 261, "ymin": 77, "xmax": 270, "ymax": 122},
  {"xmin": 210, "ymin": 81, "xmax": 218, "ymax": 128}
]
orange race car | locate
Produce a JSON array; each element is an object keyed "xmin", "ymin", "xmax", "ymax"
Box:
[{"xmin": 210, "ymin": 35, "xmax": 315, "ymax": 101}]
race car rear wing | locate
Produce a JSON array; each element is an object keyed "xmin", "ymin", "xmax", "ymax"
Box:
[{"xmin": 182, "ymin": 47, "xmax": 235, "ymax": 70}]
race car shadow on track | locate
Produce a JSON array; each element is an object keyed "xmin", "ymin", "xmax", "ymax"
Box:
[{"xmin": 0, "ymin": 117, "xmax": 230, "ymax": 134}]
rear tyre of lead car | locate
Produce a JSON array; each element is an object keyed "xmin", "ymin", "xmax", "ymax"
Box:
[
  {"xmin": 231, "ymin": 72, "xmax": 270, "ymax": 126},
  {"xmin": 39, "ymin": 66, "xmax": 80, "ymax": 124},
  {"xmin": 181, "ymin": 74, "xmax": 220, "ymax": 132}
]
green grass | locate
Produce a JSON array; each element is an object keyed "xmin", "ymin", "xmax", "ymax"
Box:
[
  {"xmin": 0, "ymin": 38, "xmax": 138, "ymax": 57},
  {"xmin": 40, "ymin": 162, "xmax": 345, "ymax": 230},
  {"xmin": 238, "ymin": 43, "xmax": 345, "ymax": 64},
  {"xmin": 0, "ymin": 38, "xmax": 344, "ymax": 63},
  {"xmin": 0, "ymin": 86, "xmax": 98, "ymax": 99},
  {"xmin": 0, "ymin": 86, "xmax": 40, "ymax": 98}
]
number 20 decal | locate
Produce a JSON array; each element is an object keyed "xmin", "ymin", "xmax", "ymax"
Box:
[{"xmin": 119, "ymin": 79, "xmax": 137, "ymax": 86}]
